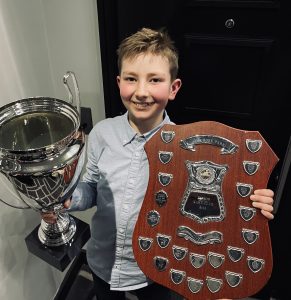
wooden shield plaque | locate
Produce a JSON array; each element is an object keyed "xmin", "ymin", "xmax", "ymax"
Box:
[{"xmin": 132, "ymin": 121, "xmax": 279, "ymax": 300}]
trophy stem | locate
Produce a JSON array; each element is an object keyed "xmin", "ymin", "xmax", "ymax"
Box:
[{"xmin": 38, "ymin": 211, "xmax": 76, "ymax": 247}]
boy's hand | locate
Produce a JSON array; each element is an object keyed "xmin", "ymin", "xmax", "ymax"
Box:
[
  {"xmin": 250, "ymin": 189, "xmax": 274, "ymax": 220},
  {"xmin": 41, "ymin": 198, "xmax": 71, "ymax": 224}
]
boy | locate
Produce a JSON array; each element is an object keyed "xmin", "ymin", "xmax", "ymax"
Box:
[{"xmin": 43, "ymin": 28, "xmax": 274, "ymax": 299}]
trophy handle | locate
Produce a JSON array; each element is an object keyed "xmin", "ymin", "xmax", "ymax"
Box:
[
  {"xmin": 0, "ymin": 197, "xmax": 30, "ymax": 209},
  {"xmin": 0, "ymin": 171, "xmax": 31, "ymax": 209},
  {"xmin": 63, "ymin": 71, "xmax": 81, "ymax": 115}
]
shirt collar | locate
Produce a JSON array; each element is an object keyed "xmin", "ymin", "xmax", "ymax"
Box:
[{"xmin": 121, "ymin": 111, "xmax": 171, "ymax": 146}]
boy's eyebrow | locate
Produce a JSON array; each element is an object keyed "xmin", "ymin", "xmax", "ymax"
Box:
[
  {"xmin": 147, "ymin": 72, "xmax": 166, "ymax": 77},
  {"xmin": 122, "ymin": 71, "xmax": 166, "ymax": 77},
  {"xmin": 121, "ymin": 71, "xmax": 137, "ymax": 75}
]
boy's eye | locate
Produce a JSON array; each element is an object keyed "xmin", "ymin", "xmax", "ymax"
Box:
[
  {"xmin": 150, "ymin": 78, "xmax": 162, "ymax": 83},
  {"xmin": 124, "ymin": 76, "xmax": 136, "ymax": 82}
]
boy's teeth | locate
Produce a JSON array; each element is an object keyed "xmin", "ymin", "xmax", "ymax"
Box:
[
  {"xmin": 135, "ymin": 102, "xmax": 146, "ymax": 107},
  {"xmin": 133, "ymin": 101, "xmax": 152, "ymax": 107}
]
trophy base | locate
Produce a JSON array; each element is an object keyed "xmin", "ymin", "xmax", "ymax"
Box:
[{"xmin": 25, "ymin": 215, "xmax": 90, "ymax": 271}]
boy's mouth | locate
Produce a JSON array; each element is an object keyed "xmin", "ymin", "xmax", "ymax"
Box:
[{"xmin": 131, "ymin": 100, "xmax": 154, "ymax": 108}]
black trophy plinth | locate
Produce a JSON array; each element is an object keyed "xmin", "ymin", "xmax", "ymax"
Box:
[{"xmin": 25, "ymin": 215, "xmax": 90, "ymax": 271}]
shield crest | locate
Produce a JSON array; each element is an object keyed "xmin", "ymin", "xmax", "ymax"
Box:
[{"xmin": 132, "ymin": 121, "xmax": 278, "ymax": 300}]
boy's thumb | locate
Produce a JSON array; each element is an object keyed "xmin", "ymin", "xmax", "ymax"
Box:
[{"xmin": 63, "ymin": 198, "xmax": 71, "ymax": 209}]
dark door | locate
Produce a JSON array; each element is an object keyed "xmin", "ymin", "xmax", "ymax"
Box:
[{"xmin": 97, "ymin": 1, "xmax": 291, "ymax": 298}]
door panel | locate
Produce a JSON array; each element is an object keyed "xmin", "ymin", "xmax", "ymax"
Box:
[{"xmin": 172, "ymin": 35, "xmax": 274, "ymax": 123}]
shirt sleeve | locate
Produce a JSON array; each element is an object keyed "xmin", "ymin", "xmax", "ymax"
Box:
[{"xmin": 68, "ymin": 181, "xmax": 97, "ymax": 211}]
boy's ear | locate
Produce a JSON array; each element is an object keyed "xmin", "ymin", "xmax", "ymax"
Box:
[
  {"xmin": 116, "ymin": 76, "xmax": 121, "ymax": 87},
  {"xmin": 169, "ymin": 79, "xmax": 182, "ymax": 100}
]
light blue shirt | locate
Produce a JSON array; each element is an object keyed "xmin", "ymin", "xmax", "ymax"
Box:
[{"xmin": 69, "ymin": 111, "xmax": 173, "ymax": 290}]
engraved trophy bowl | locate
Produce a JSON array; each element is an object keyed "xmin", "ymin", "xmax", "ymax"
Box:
[{"xmin": 0, "ymin": 71, "xmax": 86, "ymax": 247}]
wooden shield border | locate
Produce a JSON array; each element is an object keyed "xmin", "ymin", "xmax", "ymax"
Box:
[{"xmin": 133, "ymin": 121, "xmax": 279, "ymax": 300}]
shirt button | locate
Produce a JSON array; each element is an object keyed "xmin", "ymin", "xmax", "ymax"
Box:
[
  {"xmin": 135, "ymin": 152, "xmax": 141, "ymax": 157},
  {"xmin": 119, "ymin": 228, "xmax": 124, "ymax": 233}
]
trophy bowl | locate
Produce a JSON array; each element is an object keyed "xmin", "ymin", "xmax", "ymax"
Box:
[{"xmin": 0, "ymin": 71, "xmax": 86, "ymax": 247}]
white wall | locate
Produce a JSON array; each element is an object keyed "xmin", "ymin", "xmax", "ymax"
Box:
[{"xmin": 0, "ymin": 0, "xmax": 105, "ymax": 299}]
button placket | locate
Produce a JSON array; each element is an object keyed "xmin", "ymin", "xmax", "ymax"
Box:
[{"xmin": 113, "ymin": 136, "xmax": 146, "ymax": 280}]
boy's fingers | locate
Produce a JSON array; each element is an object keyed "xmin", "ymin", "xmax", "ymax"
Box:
[
  {"xmin": 253, "ymin": 189, "xmax": 274, "ymax": 197},
  {"xmin": 41, "ymin": 212, "xmax": 57, "ymax": 224},
  {"xmin": 260, "ymin": 209, "xmax": 274, "ymax": 220},
  {"xmin": 252, "ymin": 201, "xmax": 274, "ymax": 212},
  {"xmin": 42, "ymin": 216, "xmax": 57, "ymax": 224},
  {"xmin": 40, "ymin": 197, "xmax": 71, "ymax": 224},
  {"xmin": 250, "ymin": 194, "xmax": 274, "ymax": 205}
]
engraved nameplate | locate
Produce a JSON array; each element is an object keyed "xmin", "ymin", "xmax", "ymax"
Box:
[
  {"xmin": 172, "ymin": 245, "xmax": 188, "ymax": 260},
  {"xmin": 208, "ymin": 252, "xmax": 225, "ymax": 268},
  {"xmin": 153, "ymin": 256, "xmax": 169, "ymax": 271},
  {"xmin": 177, "ymin": 226, "xmax": 223, "ymax": 245},
  {"xmin": 161, "ymin": 130, "xmax": 175, "ymax": 143},
  {"xmin": 188, "ymin": 277, "xmax": 204, "ymax": 294},
  {"xmin": 225, "ymin": 271, "xmax": 243, "ymax": 287},
  {"xmin": 227, "ymin": 246, "xmax": 245, "ymax": 262},
  {"xmin": 236, "ymin": 183, "xmax": 253, "ymax": 197},
  {"xmin": 189, "ymin": 253, "xmax": 206, "ymax": 268},
  {"xmin": 170, "ymin": 269, "xmax": 186, "ymax": 284},
  {"xmin": 158, "ymin": 151, "xmax": 173, "ymax": 164},
  {"xmin": 158, "ymin": 172, "xmax": 173, "ymax": 186},
  {"xmin": 147, "ymin": 210, "xmax": 160, "ymax": 227},
  {"xmin": 242, "ymin": 228, "xmax": 259, "ymax": 244},
  {"xmin": 157, "ymin": 233, "xmax": 171, "ymax": 248},
  {"xmin": 247, "ymin": 256, "xmax": 265, "ymax": 273},
  {"xmin": 138, "ymin": 237, "xmax": 153, "ymax": 251},
  {"xmin": 155, "ymin": 190, "xmax": 168, "ymax": 207},
  {"xmin": 239, "ymin": 206, "xmax": 256, "ymax": 221},
  {"xmin": 243, "ymin": 161, "xmax": 260, "ymax": 175},
  {"xmin": 246, "ymin": 139, "xmax": 262, "ymax": 153},
  {"xmin": 180, "ymin": 135, "xmax": 238, "ymax": 154},
  {"xmin": 206, "ymin": 276, "xmax": 223, "ymax": 293},
  {"xmin": 180, "ymin": 160, "xmax": 227, "ymax": 223}
]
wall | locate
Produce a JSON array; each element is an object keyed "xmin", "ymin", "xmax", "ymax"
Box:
[{"xmin": 0, "ymin": 0, "xmax": 105, "ymax": 299}]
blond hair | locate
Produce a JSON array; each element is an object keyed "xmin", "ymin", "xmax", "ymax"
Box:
[{"xmin": 117, "ymin": 28, "xmax": 179, "ymax": 80}]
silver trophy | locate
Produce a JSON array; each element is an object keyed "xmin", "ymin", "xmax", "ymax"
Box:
[{"xmin": 0, "ymin": 71, "xmax": 86, "ymax": 248}]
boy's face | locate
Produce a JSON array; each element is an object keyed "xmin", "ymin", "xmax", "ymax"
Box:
[{"xmin": 117, "ymin": 53, "xmax": 181, "ymax": 134}]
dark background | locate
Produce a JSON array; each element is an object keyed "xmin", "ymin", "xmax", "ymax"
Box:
[{"xmin": 96, "ymin": 1, "xmax": 291, "ymax": 298}]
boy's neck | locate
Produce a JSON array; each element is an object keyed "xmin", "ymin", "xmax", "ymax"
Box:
[{"xmin": 128, "ymin": 112, "xmax": 165, "ymax": 135}]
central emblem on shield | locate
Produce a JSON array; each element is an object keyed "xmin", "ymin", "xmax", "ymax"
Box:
[{"xmin": 180, "ymin": 160, "xmax": 228, "ymax": 223}]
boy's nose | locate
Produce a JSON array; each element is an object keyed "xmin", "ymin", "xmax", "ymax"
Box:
[{"xmin": 135, "ymin": 82, "xmax": 149, "ymax": 98}]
